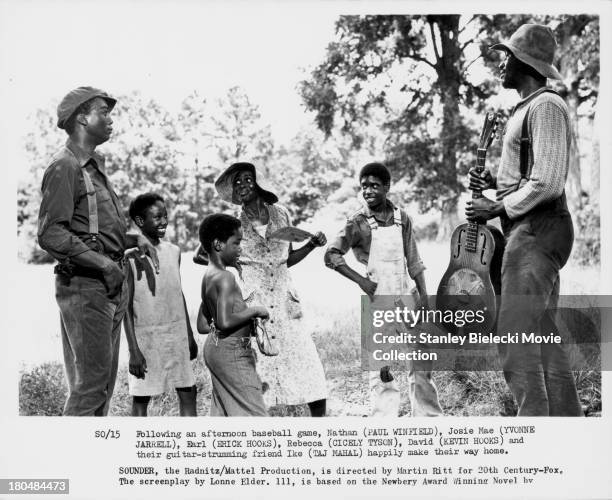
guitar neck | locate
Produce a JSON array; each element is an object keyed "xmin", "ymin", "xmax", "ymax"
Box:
[{"xmin": 471, "ymin": 148, "xmax": 487, "ymax": 200}]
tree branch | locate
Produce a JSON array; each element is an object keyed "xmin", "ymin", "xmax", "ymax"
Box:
[
  {"xmin": 428, "ymin": 20, "xmax": 441, "ymax": 63},
  {"xmin": 460, "ymin": 25, "xmax": 488, "ymax": 52},
  {"xmin": 462, "ymin": 54, "xmax": 483, "ymax": 75},
  {"xmin": 459, "ymin": 15, "xmax": 478, "ymax": 35},
  {"xmin": 405, "ymin": 52, "xmax": 436, "ymax": 69}
]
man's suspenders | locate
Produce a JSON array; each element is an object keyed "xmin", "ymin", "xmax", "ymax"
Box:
[
  {"xmin": 81, "ymin": 168, "xmax": 101, "ymax": 250},
  {"xmin": 516, "ymin": 88, "xmax": 568, "ymax": 212},
  {"xmin": 518, "ymin": 88, "xmax": 560, "ymax": 185}
]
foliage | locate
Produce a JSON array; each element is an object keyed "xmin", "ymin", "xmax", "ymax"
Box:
[
  {"xmin": 572, "ymin": 200, "xmax": 600, "ymax": 266},
  {"xmin": 300, "ymin": 14, "xmax": 600, "ymax": 243},
  {"xmin": 19, "ymin": 363, "xmax": 67, "ymax": 416},
  {"xmin": 300, "ymin": 15, "xmax": 500, "ymax": 236},
  {"xmin": 19, "ymin": 87, "xmax": 278, "ymax": 262}
]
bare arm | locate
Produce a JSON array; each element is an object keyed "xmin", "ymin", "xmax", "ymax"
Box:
[
  {"xmin": 215, "ymin": 272, "xmax": 268, "ymax": 331},
  {"xmin": 413, "ymin": 271, "xmax": 429, "ymax": 309},
  {"xmin": 123, "ymin": 264, "xmax": 147, "ymax": 379},
  {"xmin": 196, "ymin": 303, "xmax": 211, "ymax": 334},
  {"xmin": 178, "ymin": 254, "xmax": 198, "ymax": 359},
  {"xmin": 287, "ymin": 232, "xmax": 327, "ymax": 268},
  {"xmin": 334, "ymin": 264, "xmax": 377, "ymax": 299}
]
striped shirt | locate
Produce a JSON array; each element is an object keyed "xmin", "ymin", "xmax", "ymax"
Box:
[{"xmin": 496, "ymin": 88, "xmax": 571, "ymax": 219}]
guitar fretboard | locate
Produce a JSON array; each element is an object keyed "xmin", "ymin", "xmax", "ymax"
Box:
[{"xmin": 466, "ymin": 148, "xmax": 488, "ymax": 252}]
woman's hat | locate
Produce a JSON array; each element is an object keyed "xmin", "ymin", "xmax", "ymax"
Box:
[
  {"xmin": 490, "ymin": 24, "xmax": 563, "ymax": 80},
  {"xmin": 214, "ymin": 162, "xmax": 279, "ymax": 205}
]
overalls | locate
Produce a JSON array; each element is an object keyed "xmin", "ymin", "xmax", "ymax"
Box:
[{"xmin": 366, "ymin": 208, "xmax": 442, "ymax": 416}]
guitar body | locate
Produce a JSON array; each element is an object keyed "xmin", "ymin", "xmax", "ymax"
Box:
[
  {"xmin": 437, "ymin": 223, "xmax": 504, "ymax": 335},
  {"xmin": 436, "ymin": 111, "xmax": 504, "ymax": 339}
]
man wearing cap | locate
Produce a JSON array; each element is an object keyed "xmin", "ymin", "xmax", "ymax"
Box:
[
  {"xmin": 38, "ymin": 86, "xmax": 158, "ymax": 416},
  {"xmin": 466, "ymin": 24, "xmax": 582, "ymax": 416}
]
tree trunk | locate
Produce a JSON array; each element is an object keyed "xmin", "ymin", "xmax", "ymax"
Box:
[
  {"xmin": 564, "ymin": 84, "xmax": 584, "ymax": 212},
  {"xmin": 429, "ymin": 15, "xmax": 463, "ymax": 241},
  {"xmin": 437, "ymin": 198, "xmax": 461, "ymax": 242}
]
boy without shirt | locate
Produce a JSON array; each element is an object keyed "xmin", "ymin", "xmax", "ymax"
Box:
[{"xmin": 198, "ymin": 214, "xmax": 269, "ymax": 416}]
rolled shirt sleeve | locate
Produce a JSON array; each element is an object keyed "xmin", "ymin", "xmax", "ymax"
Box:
[
  {"xmin": 502, "ymin": 100, "xmax": 570, "ymax": 219},
  {"xmin": 38, "ymin": 160, "xmax": 91, "ymax": 261},
  {"xmin": 324, "ymin": 218, "xmax": 360, "ymax": 270}
]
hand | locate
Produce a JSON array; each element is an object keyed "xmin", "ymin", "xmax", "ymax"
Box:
[
  {"xmin": 129, "ymin": 349, "xmax": 147, "ymax": 379},
  {"xmin": 359, "ymin": 276, "xmax": 377, "ymax": 299},
  {"xmin": 136, "ymin": 235, "xmax": 159, "ymax": 273},
  {"xmin": 380, "ymin": 365, "xmax": 394, "ymax": 383},
  {"xmin": 465, "ymin": 198, "xmax": 502, "ymax": 223},
  {"xmin": 468, "ymin": 167, "xmax": 495, "ymax": 192},
  {"xmin": 102, "ymin": 261, "xmax": 125, "ymax": 297},
  {"xmin": 193, "ymin": 245, "xmax": 209, "ymax": 266},
  {"xmin": 188, "ymin": 335, "xmax": 198, "ymax": 360},
  {"xmin": 416, "ymin": 294, "xmax": 430, "ymax": 311},
  {"xmin": 125, "ymin": 249, "xmax": 156, "ymax": 295},
  {"xmin": 308, "ymin": 231, "xmax": 327, "ymax": 248},
  {"xmin": 252, "ymin": 306, "xmax": 270, "ymax": 320}
]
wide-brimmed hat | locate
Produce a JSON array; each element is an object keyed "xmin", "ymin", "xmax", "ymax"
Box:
[
  {"xmin": 490, "ymin": 24, "xmax": 562, "ymax": 80},
  {"xmin": 214, "ymin": 162, "xmax": 279, "ymax": 205}
]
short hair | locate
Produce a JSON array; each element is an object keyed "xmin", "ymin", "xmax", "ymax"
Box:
[
  {"xmin": 129, "ymin": 193, "xmax": 165, "ymax": 222},
  {"xmin": 199, "ymin": 213, "xmax": 241, "ymax": 253},
  {"xmin": 359, "ymin": 162, "xmax": 391, "ymax": 186},
  {"xmin": 64, "ymin": 98, "xmax": 97, "ymax": 135}
]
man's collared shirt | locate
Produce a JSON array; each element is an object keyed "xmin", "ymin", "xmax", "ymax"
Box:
[
  {"xmin": 324, "ymin": 200, "xmax": 426, "ymax": 279},
  {"xmin": 496, "ymin": 88, "xmax": 570, "ymax": 219},
  {"xmin": 38, "ymin": 138, "xmax": 127, "ymax": 262}
]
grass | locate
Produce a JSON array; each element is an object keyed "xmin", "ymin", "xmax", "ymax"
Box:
[{"xmin": 18, "ymin": 241, "xmax": 602, "ymax": 417}]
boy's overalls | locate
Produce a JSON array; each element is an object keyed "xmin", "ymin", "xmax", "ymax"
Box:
[{"xmin": 366, "ymin": 207, "xmax": 442, "ymax": 417}]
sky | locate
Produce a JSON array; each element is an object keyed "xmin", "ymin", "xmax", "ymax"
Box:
[
  {"xmin": 0, "ymin": 1, "xmax": 341, "ymax": 163},
  {"xmin": 1, "ymin": 0, "xmax": 593, "ymax": 171}
]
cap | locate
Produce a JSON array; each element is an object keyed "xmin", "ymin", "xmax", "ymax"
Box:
[{"xmin": 56, "ymin": 86, "xmax": 117, "ymax": 130}]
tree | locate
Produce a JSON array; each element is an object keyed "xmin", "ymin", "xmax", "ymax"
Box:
[
  {"xmin": 18, "ymin": 87, "xmax": 281, "ymax": 262},
  {"xmin": 278, "ymin": 128, "xmax": 355, "ymax": 224},
  {"xmin": 20, "ymin": 107, "xmax": 67, "ymax": 262},
  {"xmin": 300, "ymin": 15, "xmax": 499, "ymax": 239},
  {"xmin": 179, "ymin": 86, "xmax": 277, "ymax": 210}
]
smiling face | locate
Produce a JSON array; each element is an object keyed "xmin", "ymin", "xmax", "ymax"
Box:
[
  {"xmin": 360, "ymin": 175, "xmax": 389, "ymax": 210},
  {"xmin": 232, "ymin": 169, "xmax": 259, "ymax": 205},
  {"xmin": 137, "ymin": 200, "xmax": 168, "ymax": 244},
  {"xmin": 79, "ymin": 97, "xmax": 114, "ymax": 144}
]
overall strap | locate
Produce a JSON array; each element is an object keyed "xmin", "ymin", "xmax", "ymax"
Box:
[
  {"xmin": 519, "ymin": 88, "xmax": 560, "ymax": 185},
  {"xmin": 366, "ymin": 215, "xmax": 378, "ymax": 230},
  {"xmin": 392, "ymin": 207, "xmax": 402, "ymax": 226},
  {"xmin": 81, "ymin": 168, "xmax": 100, "ymax": 245}
]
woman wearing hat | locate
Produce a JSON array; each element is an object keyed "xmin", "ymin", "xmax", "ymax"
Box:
[{"xmin": 211, "ymin": 162, "xmax": 328, "ymax": 416}]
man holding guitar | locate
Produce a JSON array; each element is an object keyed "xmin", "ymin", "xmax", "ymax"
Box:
[{"xmin": 465, "ymin": 24, "xmax": 582, "ymax": 416}]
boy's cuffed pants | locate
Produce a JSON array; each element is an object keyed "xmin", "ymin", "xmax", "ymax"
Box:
[{"xmin": 203, "ymin": 334, "xmax": 268, "ymax": 416}]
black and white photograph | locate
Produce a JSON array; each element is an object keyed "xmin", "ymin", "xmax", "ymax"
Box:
[{"xmin": 2, "ymin": 0, "xmax": 611, "ymax": 498}]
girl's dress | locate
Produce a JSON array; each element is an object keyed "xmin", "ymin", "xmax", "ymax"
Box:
[{"xmin": 128, "ymin": 241, "xmax": 195, "ymax": 396}]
